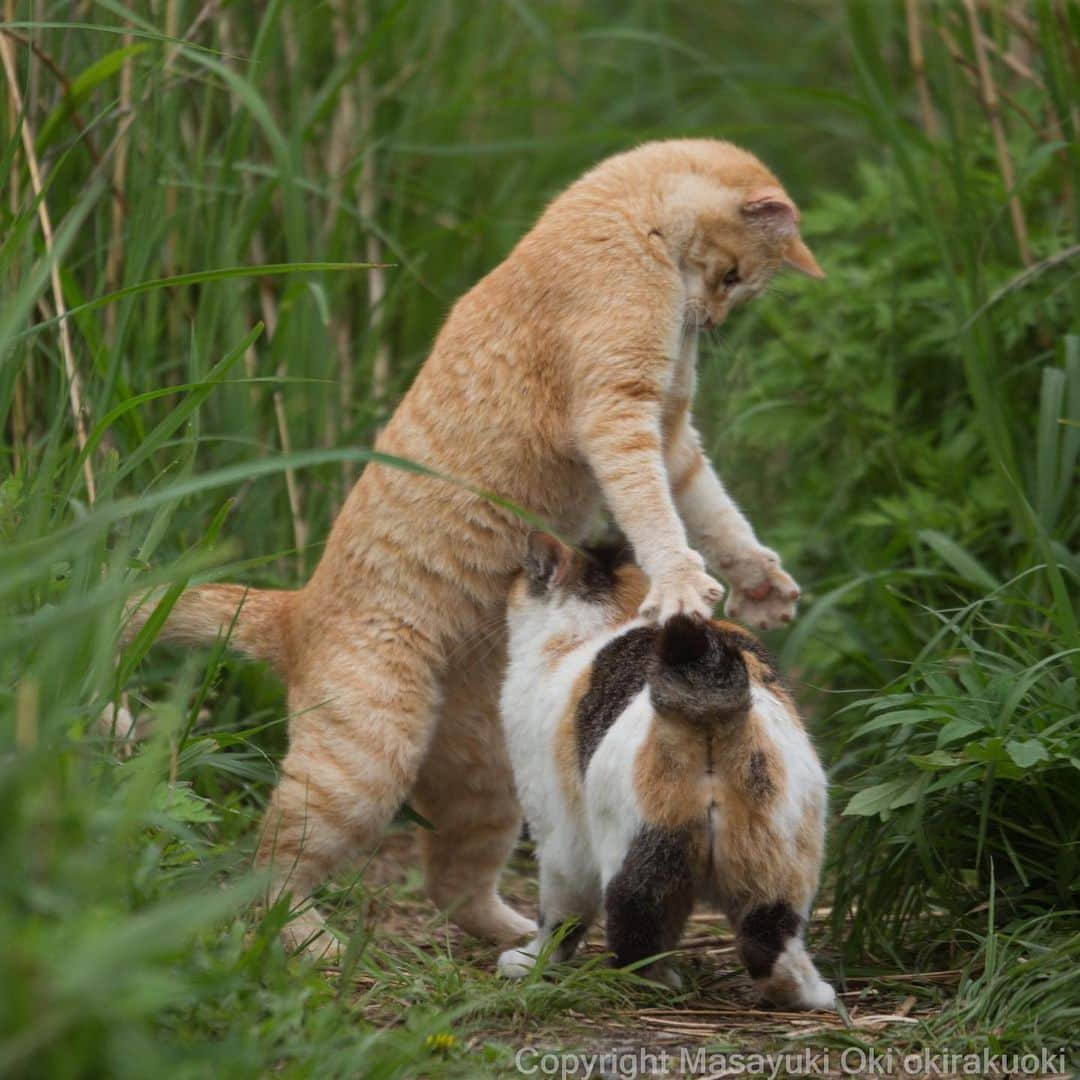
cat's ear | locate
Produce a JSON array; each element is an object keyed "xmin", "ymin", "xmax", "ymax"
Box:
[
  {"xmin": 525, "ymin": 532, "xmax": 575, "ymax": 589},
  {"xmin": 785, "ymin": 236, "xmax": 825, "ymax": 279},
  {"xmin": 741, "ymin": 188, "xmax": 825, "ymax": 279},
  {"xmin": 741, "ymin": 187, "xmax": 799, "ymax": 236}
]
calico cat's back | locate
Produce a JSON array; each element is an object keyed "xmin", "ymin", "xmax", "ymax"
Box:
[
  {"xmin": 553, "ymin": 612, "xmax": 775, "ymax": 814},
  {"xmin": 515, "ymin": 593, "xmax": 824, "ymax": 909},
  {"xmin": 501, "ymin": 534, "xmax": 833, "ymax": 1008}
]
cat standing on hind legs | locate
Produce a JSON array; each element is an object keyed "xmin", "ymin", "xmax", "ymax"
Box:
[
  {"xmin": 498, "ymin": 535, "xmax": 835, "ymax": 1011},
  {"xmin": 122, "ymin": 140, "xmax": 823, "ymax": 953}
]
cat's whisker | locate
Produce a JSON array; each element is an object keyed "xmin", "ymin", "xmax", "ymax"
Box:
[{"xmin": 444, "ymin": 613, "xmax": 507, "ymax": 664}]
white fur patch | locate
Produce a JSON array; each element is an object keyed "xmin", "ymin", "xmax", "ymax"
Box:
[
  {"xmin": 582, "ymin": 686, "xmax": 652, "ymax": 886},
  {"xmin": 500, "ymin": 580, "xmax": 831, "ymax": 994}
]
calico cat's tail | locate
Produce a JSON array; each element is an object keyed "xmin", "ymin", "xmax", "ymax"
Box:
[
  {"xmin": 123, "ymin": 584, "xmax": 294, "ymax": 673},
  {"xmin": 650, "ymin": 614, "xmax": 751, "ymax": 722}
]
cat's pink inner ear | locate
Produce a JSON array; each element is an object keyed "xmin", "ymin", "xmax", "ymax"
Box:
[
  {"xmin": 741, "ymin": 187, "xmax": 798, "ymax": 236},
  {"xmin": 527, "ymin": 531, "xmax": 575, "ymax": 587},
  {"xmin": 551, "ymin": 549, "xmax": 575, "ymax": 587},
  {"xmin": 785, "ymin": 236, "xmax": 825, "ymax": 279}
]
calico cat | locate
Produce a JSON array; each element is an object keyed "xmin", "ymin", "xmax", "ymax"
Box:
[
  {"xmin": 124, "ymin": 140, "xmax": 822, "ymax": 953},
  {"xmin": 497, "ymin": 533, "xmax": 835, "ymax": 1011}
]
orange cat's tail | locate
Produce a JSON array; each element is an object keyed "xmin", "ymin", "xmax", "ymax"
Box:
[
  {"xmin": 123, "ymin": 584, "xmax": 294, "ymax": 674},
  {"xmin": 650, "ymin": 615, "xmax": 751, "ymax": 722}
]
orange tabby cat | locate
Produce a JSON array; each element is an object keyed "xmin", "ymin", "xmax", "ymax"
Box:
[{"xmin": 125, "ymin": 139, "xmax": 823, "ymax": 953}]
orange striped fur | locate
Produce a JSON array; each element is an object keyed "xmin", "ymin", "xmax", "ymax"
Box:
[{"xmin": 123, "ymin": 140, "xmax": 821, "ymax": 954}]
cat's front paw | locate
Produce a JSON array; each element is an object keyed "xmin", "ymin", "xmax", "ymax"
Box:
[
  {"xmin": 640, "ymin": 552, "xmax": 725, "ymax": 623},
  {"xmin": 498, "ymin": 946, "xmax": 538, "ymax": 979},
  {"xmin": 723, "ymin": 548, "xmax": 799, "ymax": 630}
]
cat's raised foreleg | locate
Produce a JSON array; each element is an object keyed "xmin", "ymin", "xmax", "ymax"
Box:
[
  {"xmin": 665, "ymin": 413, "xmax": 799, "ymax": 630},
  {"xmin": 603, "ymin": 825, "xmax": 695, "ymax": 988},
  {"xmin": 734, "ymin": 901, "xmax": 835, "ymax": 1011},
  {"xmin": 498, "ymin": 843, "xmax": 600, "ymax": 978},
  {"xmin": 576, "ymin": 383, "xmax": 724, "ymax": 622}
]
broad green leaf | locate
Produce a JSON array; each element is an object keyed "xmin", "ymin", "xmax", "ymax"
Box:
[
  {"xmin": 1005, "ymin": 739, "xmax": 1051, "ymax": 770},
  {"xmin": 937, "ymin": 716, "xmax": 985, "ymax": 748},
  {"xmin": 909, "ymin": 750, "xmax": 961, "ymax": 772},
  {"xmin": 843, "ymin": 779, "xmax": 921, "ymax": 817}
]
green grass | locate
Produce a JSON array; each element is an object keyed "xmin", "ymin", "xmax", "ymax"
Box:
[{"xmin": 2, "ymin": 1, "xmax": 1078, "ymax": 1076}]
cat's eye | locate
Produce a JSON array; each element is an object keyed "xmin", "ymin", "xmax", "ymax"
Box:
[{"xmin": 723, "ymin": 267, "xmax": 740, "ymax": 288}]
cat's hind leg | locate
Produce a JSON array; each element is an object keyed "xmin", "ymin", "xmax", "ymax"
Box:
[
  {"xmin": 603, "ymin": 826, "xmax": 695, "ymax": 988},
  {"xmin": 498, "ymin": 836, "xmax": 600, "ymax": 978},
  {"xmin": 256, "ymin": 622, "xmax": 444, "ymax": 956},
  {"xmin": 412, "ymin": 629, "xmax": 535, "ymax": 944},
  {"xmin": 735, "ymin": 901, "xmax": 835, "ymax": 1011}
]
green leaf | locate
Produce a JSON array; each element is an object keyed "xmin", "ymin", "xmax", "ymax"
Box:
[
  {"xmin": 937, "ymin": 716, "xmax": 985, "ymax": 747},
  {"xmin": 917, "ymin": 530, "xmax": 1000, "ymax": 591},
  {"xmin": 152, "ymin": 782, "xmax": 220, "ymax": 824},
  {"xmin": 909, "ymin": 750, "xmax": 961, "ymax": 772},
  {"xmin": 397, "ymin": 802, "xmax": 436, "ymax": 831},
  {"xmin": 843, "ymin": 779, "xmax": 921, "ymax": 817},
  {"xmin": 854, "ymin": 708, "xmax": 949, "ymax": 736},
  {"xmin": 19, "ymin": 263, "xmax": 381, "ymax": 343},
  {"xmin": 1005, "ymin": 739, "xmax": 1051, "ymax": 770},
  {"xmin": 965, "ymin": 738, "xmax": 1025, "ymax": 780},
  {"xmin": 37, "ymin": 44, "xmax": 150, "ymax": 149}
]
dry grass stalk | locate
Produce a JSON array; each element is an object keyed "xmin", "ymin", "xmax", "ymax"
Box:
[
  {"xmin": 357, "ymin": 5, "xmax": 391, "ymax": 417},
  {"xmin": 5, "ymin": 1, "xmax": 26, "ymax": 469},
  {"xmin": 1, "ymin": 27, "xmax": 97, "ymax": 503},
  {"xmin": 258, "ymin": 9, "xmax": 307, "ymax": 574},
  {"xmin": 104, "ymin": 30, "xmax": 135, "ymax": 344},
  {"xmin": 2, "ymin": 29, "xmax": 127, "ymax": 198},
  {"xmin": 162, "ymin": 0, "xmax": 183, "ymax": 361},
  {"xmin": 905, "ymin": 0, "xmax": 939, "ymax": 139},
  {"xmin": 938, "ymin": 19, "xmax": 1044, "ymax": 133},
  {"xmin": 980, "ymin": 27, "xmax": 1040, "ymax": 84},
  {"xmin": 962, "ymin": 0, "xmax": 1033, "ymax": 266},
  {"xmin": 325, "ymin": 0, "xmax": 358, "ymax": 463},
  {"xmin": 250, "ymin": 236, "xmax": 309, "ymax": 573},
  {"xmin": 1000, "ymin": 2, "xmax": 1037, "ymax": 44}
]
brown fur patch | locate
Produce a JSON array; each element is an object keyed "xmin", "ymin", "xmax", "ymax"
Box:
[
  {"xmin": 542, "ymin": 631, "xmax": 585, "ymax": 668},
  {"xmin": 554, "ymin": 667, "xmax": 591, "ymax": 814},
  {"xmin": 633, "ymin": 712, "xmax": 711, "ymax": 831},
  {"xmin": 612, "ymin": 563, "xmax": 650, "ymax": 620},
  {"xmin": 632, "ymin": 663, "xmax": 820, "ymax": 915}
]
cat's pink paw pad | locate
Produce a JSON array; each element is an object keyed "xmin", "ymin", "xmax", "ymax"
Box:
[{"xmin": 724, "ymin": 549, "xmax": 800, "ymax": 630}]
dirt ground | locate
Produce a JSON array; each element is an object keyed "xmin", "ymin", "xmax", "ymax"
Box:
[{"xmin": 329, "ymin": 829, "xmax": 954, "ymax": 1077}]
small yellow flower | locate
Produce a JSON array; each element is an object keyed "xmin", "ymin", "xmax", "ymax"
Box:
[{"xmin": 425, "ymin": 1033, "xmax": 457, "ymax": 1055}]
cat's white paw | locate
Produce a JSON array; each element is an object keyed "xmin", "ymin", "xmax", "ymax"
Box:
[
  {"xmin": 640, "ymin": 553, "xmax": 725, "ymax": 623},
  {"xmin": 642, "ymin": 962, "xmax": 683, "ymax": 990},
  {"xmin": 798, "ymin": 977, "xmax": 837, "ymax": 1012},
  {"xmin": 498, "ymin": 946, "xmax": 538, "ymax": 979},
  {"xmin": 768, "ymin": 975, "xmax": 835, "ymax": 1012},
  {"xmin": 723, "ymin": 547, "xmax": 799, "ymax": 630}
]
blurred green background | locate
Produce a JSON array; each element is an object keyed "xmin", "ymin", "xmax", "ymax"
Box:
[{"xmin": 1, "ymin": 1, "xmax": 1077, "ymax": 1076}]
